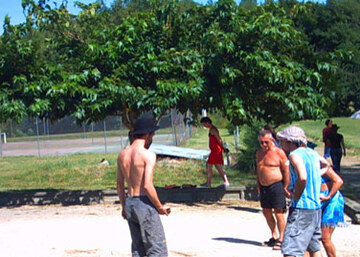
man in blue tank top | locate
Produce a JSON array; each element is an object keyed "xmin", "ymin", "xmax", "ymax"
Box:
[{"xmin": 277, "ymin": 126, "xmax": 330, "ymax": 257}]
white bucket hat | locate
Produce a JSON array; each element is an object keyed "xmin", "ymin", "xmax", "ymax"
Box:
[{"xmin": 276, "ymin": 126, "xmax": 307, "ymax": 145}]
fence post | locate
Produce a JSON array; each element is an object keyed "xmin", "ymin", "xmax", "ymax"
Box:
[
  {"xmin": 91, "ymin": 122, "xmax": 94, "ymax": 144},
  {"xmin": 103, "ymin": 120, "xmax": 108, "ymax": 154},
  {"xmin": 43, "ymin": 117, "xmax": 46, "ymax": 136},
  {"xmin": 171, "ymin": 109, "xmax": 178, "ymax": 146},
  {"xmin": 35, "ymin": 117, "xmax": 41, "ymax": 157},
  {"xmin": 234, "ymin": 126, "xmax": 240, "ymax": 150},
  {"xmin": 46, "ymin": 118, "xmax": 50, "ymax": 140},
  {"xmin": 119, "ymin": 117, "xmax": 124, "ymax": 149},
  {"xmin": 201, "ymin": 109, "xmax": 207, "ymax": 117}
]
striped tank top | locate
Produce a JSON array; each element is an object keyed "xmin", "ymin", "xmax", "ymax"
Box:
[{"xmin": 289, "ymin": 147, "xmax": 321, "ymax": 209}]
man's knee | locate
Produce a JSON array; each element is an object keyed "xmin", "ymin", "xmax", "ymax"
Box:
[
  {"xmin": 274, "ymin": 208, "xmax": 286, "ymax": 214},
  {"xmin": 262, "ymin": 208, "xmax": 274, "ymax": 216}
]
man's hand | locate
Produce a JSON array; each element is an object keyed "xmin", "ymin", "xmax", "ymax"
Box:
[
  {"xmin": 320, "ymin": 195, "xmax": 331, "ymax": 202},
  {"xmin": 284, "ymin": 188, "xmax": 291, "ymax": 198},
  {"xmin": 121, "ymin": 209, "xmax": 127, "ymax": 220},
  {"xmin": 158, "ymin": 205, "xmax": 171, "ymax": 216}
]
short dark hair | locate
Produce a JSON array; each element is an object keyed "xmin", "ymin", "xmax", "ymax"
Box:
[
  {"xmin": 325, "ymin": 119, "xmax": 331, "ymax": 126},
  {"xmin": 133, "ymin": 131, "xmax": 154, "ymax": 139},
  {"xmin": 259, "ymin": 130, "xmax": 273, "ymax": 138},
  {"xmin": 200, "ymin": 117, "xmax": 212, "ymax": 124}
]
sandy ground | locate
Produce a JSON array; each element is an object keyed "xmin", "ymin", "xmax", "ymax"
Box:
[{"xmin": 0, "ymin": 201, "xmax": 359, "ymax": 257}]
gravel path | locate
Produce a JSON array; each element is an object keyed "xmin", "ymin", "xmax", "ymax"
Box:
[{"xmin": 1, "ymin": 201, "xmax": 359, "ymax": 257}]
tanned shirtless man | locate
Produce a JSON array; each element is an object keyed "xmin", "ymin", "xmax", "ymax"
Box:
[
  {"xmin": 256, "ymin": 130, "xmax": 290, "ymax": 251},
  {"xmin": 117, "ymin": 117, "xmax": 170, "ymax": 257}
]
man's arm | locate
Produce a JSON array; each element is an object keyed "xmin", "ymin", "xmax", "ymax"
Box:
[
  {"xmin": 143, "ymin": 152, "xmax": 169, "ymax": 215},
  {"xmin": 289, "ymin": 153, "xmax": 307, "ymax": 201},
  {"xmin": 279, "ymin": 149, "xmax": 290, "ymax": 198},
  {"xmin": 318, "ymin": 155, "xmax": 330, "ymax": 176},
  {"xmin": 321, "ymin": 167, "xmax": 343, "ymax": 202},
  {"xmin": 341, "ymin": 136, "xmax": 346, "ymax": 156},
  {"xmin": 255, "ymin": 150, "xmax": 261, "ymax": 193},
  {"xmin": 322, "ymin": 128, "xmax": 327, "ymax": 142},
  {"xmin": 211, "ymin": 127, "xmax": 228, "ymax": 152},
  {"xmin": 117, "ymin": 155, "xmax": 127, "ymax": 219}
]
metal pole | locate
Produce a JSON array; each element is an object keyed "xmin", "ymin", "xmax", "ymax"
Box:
[
  {"xmin": 91, "ymin": 122, "xmax": 94, "ymax": 144},
  {"xmin": 10, "ymin": 119, "xmax": 13, "ymax": 137},
  {"xmin": 201, "ymin": 109, "xmax": 207, "ymax": 117},
  {"xmin": 82, "ymin": 123, "xmax": 86, "ymax": 139},
  {"xmin": 119, "ymin": 117, "xmax": 123, "ymax": 149},
  {"xmin": 103, "ymin": 120, "xmax": 107, "ymax": 154},
  {"xmin": 234, "ymin": 126, "xmax": 240, "ymax": 150},
  {"xmin": 43, "ymin": 117, "xmax": 46, "ymax": 135},
  {"xmin": 170, "ymin": 109, "xmax": 177, "ymax": 146},
  {"xmin": 35, "ymin": 117, "xmax": 41, "ymax": 157},
  {"xmin": 47, "ymin": 118, "xmax": 50, "ymax": 140}
]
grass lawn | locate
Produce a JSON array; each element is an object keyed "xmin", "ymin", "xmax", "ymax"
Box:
[
  {"xmin": 0, "ymin": 152, "xmax": 256, "ymax": 192},
  {"xmin": 1, "ymin": 116, "xmax": 358, "ymax": 192},
  {"xmin": 285, "ymin": 118, "xmax": 360, "ymax": 155}
]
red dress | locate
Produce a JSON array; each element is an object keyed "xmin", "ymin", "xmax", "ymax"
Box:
[{"xmin": 207, "ymin": 134, "xmax": 224, "ymax": 165}]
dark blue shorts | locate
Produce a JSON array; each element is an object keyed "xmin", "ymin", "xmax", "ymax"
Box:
[
  {"xmin": 260, "ymin": 181, "xmax": 286, "ymax": 209},
  {"xmin": 125, "ymin": 196, "xmax": 168, "ymax": 257}
]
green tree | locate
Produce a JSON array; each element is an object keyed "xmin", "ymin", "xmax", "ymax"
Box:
[
  {"xmin": 0, "ymin": 0, "xmax": 341, "ymax": 131},
  {"xmin": 279, "ymin": 0, "xmax": 360, "ymax": 114},
  {"xmin": 21, "ymin": 0, "xmax": 204, "ymax": 128},
  {"xmin": 198, "ymin": 0, "xmax": 335, "ymax": 126}
]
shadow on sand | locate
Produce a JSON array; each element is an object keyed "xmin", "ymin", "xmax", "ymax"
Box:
[
  {"xmin": 213, "ymin": 237, "xmax": 262, "ymax": 246},
  {"xmin": 227, "ymin": 206, "xmax": 261, "ymax": 213}
]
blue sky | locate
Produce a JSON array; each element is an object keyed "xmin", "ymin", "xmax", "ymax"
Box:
[
  {"xmin": 0, "ymin": 0, "xmax": 101, "ymax": 34},
  {"xmin": 0, "ymin": 0, "xmax": 325, "ymax": 34}
]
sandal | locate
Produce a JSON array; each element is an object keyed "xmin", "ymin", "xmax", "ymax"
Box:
[
  {"xmin": 272, "ymin": 239, "xmax": 282, "ymax": 250},
  {"xmin": 262, "ymin": 237, "xmax": 276, "ymax": 247}
]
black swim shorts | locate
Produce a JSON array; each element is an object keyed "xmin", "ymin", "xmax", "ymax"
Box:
[{"xmin": 260, "ymin": 180, "xmax": 286, "ymax": 209}]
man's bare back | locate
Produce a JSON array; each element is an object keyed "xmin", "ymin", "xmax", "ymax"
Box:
[
  {"xmin": 117, "ymin": 131, "xmax": 169, "ymax": 219},
  {"xmin": 118, "ymin": 142, "xmax": 156, "ymax": 197}
]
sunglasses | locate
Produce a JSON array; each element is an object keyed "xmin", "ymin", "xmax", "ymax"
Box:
[{"xmin": 259, "ymin": 140, "xmax": 271, "ymax": 144}]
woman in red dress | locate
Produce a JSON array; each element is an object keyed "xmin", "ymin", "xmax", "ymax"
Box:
[{"xmin": 200, "ymin": 117, "xmax": 230, "ymax": 187}]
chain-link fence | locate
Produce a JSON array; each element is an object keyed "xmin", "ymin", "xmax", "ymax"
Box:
[{"xmin": 0, "ymin": 109, "xmax": 197, "ymax": 157}]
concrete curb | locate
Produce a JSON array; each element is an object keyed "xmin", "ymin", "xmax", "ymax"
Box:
[
  {"xmin": 1, "ymin": 188, "xmax": 359, "ymax": 224},
  {"xmin": 344, "ymin": 197, "xmax": 360, "ymax": 224}
]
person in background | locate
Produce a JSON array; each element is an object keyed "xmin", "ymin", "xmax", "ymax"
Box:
[
  {"xmin": 117, "ymin": 117, "xmax": 170, "ymax": 257},
  {"xmin": 200, "ymin": 117, "xmax": 230, "ymax": 187},
  {"xmin": 263, "ymin": 124, "xmax": 280, "ymax": 147},
  {"xmin": 322, "ymin": 119, "xmax": 333, "ymax": 159},
  {"xmin": 256, "ymin": 130, "xmax": 290, "ymax": 250},
  {"xmin": 327, "ymin": 124, "xmax": 346, "ymax": 173},
  {"xmin": 277, "ymin": 126, "xmax": 330, "ymax": 257}
]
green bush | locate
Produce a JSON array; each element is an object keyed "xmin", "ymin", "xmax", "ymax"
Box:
[{"xmin": 235, "ymin": 122, "xmax": 263, "ymax": 173}]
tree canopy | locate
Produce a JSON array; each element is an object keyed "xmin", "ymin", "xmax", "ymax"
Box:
[{"xmin": 1, "ymin": 0, "xmax": 358, "ymax": 128}]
